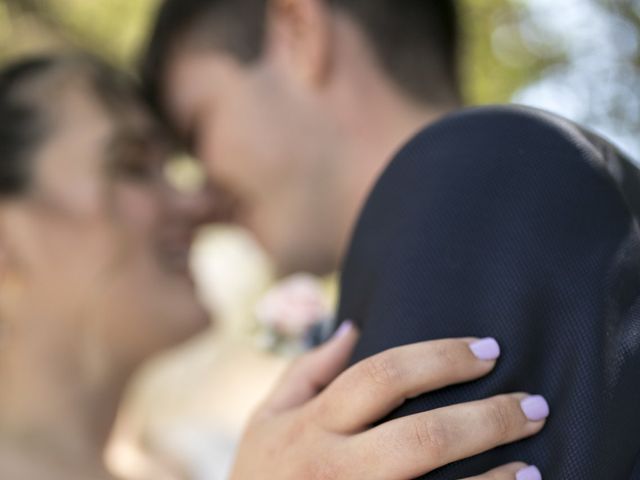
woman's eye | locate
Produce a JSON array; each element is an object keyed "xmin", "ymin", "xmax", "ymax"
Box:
[
  {"xmin": 108, "ymin": 136, "xmax": 164, "ymax": 182},
  {"xmin": 116, "ymin": 159, "xmax": 156, "ymax": 180}
]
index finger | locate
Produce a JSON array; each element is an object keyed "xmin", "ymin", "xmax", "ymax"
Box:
[{"xmin": 310, "ymin": 337, "xmax": 500, "ymax": 432}]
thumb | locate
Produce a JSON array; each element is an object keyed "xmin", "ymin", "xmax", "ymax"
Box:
[{"xmin": 260, "ymin": 321, "xmax": 359, "ymax": 416}]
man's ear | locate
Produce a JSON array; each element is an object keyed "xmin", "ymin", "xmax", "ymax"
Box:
[{"xmin": 266, "ymin": 0, "xmax": 334, "ymax": 87}]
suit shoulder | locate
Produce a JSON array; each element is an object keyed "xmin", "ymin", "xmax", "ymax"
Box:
[
  {"xmin": 396, "ymin": 105, "xmax": 626, "ymax": 177},
  {"xmin": 431, "ymin": 105, "xmax": 585, "ymax": 138}
]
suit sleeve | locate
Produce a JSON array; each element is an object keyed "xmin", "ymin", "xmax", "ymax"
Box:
[{"xmin": 336, "ymin": 107, "xmax": 640, "ymax": 479}]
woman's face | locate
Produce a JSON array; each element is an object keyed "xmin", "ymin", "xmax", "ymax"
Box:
[{"xmin": 0, "ymin": 76, "xmax": 213, "ymax": 368}]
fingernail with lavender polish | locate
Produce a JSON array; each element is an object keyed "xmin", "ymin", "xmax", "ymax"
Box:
[
  {"xmin": 469, "ymin": 337, "xmax": 501, "ymax": 360},
  {"xmin": 516, "ymin": 465, "xmax": 542, "ymax": 480},
  {"xmin": 520, "ymin": 395, "xmax": 550, "ymax": 422},
  {"xmin": 332, "ymin": 320, "xmax": 354, "ymax": 339}
]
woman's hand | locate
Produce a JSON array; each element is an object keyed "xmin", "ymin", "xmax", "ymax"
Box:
[{"xmin": 229, "ymin": 323, "xmax": 547, "ymax": 480}]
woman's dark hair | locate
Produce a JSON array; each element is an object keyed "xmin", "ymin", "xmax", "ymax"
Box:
[
  {"xmin": 0, "ymin": 53, "xmax": 141, "ymax": 198},
  {"xmin": 0, "ymin": 57, "xmax": 54, "ymax": 196}
]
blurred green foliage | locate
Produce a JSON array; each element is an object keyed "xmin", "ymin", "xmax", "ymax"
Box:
[
  {"xmin": 459, "ymin": 0, "xmax": 561, "ymax": 104},
  {"xmin": 0, "ymin": 0, "xmax": 157, "ymax": 67}
]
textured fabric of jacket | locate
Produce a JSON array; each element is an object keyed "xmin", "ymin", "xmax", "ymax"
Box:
[{"xmin": 337, "ymin": 106, "xmax": 640, "ymax": 478}]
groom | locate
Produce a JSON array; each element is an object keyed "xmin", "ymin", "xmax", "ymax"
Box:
[{"xmin": 142, "ymin": 0, "xmax": 640, "ymax": 478}]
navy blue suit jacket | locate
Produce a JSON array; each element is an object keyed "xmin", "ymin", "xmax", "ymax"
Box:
[{"xmin": 337, "ymin": 106, "xmax": 640, "ymax": 478}]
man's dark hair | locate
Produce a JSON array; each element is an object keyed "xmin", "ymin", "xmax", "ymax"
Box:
[{"xmin": 141, "ymin": 0, "xmax": 460, "ymax": 120}]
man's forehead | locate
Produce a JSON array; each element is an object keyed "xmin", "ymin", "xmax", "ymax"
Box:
[
  {"xmin": 161, "ymin": 50, "xmax": 221, "ymax": 143},
  {"xmin": 162, "ymin": 52, "xmax": 205, "ymax": 126},
  {"xmin": 162, "ymin": 45, "xmax": 242, "ymax": 117}
]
